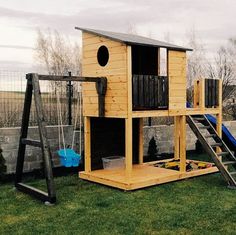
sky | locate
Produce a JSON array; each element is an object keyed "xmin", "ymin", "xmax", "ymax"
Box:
[{"xmin": 0, "ymin": 0, "xmax": 236, "ymax": 70}]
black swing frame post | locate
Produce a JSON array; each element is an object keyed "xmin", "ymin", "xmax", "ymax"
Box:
[{"xmin": 15, "ymin": 73, "xmax": 107, "ymax": 204}]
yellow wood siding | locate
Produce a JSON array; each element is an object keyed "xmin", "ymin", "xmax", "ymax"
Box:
[
  {"xmin": 168, "ymin": 50, "xmax": 186, "ymax": 110},
  {"xmin": 82, "ymin": 32, "xmax": 128, "ymax": 118}
]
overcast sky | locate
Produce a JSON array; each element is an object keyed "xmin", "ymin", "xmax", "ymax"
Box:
[{"xmin": 0, "ymin": 0, "xmax": 236, "ymax": 70}]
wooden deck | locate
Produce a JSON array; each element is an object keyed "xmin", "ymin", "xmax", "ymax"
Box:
[{"xmin": 79, "ymin": 163, "xmax": 218, "ymax": 190}]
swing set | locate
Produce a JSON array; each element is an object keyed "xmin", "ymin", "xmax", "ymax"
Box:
[{"xmin": 15, "ymin": 73, "xmax": 107, "ymax": 204}]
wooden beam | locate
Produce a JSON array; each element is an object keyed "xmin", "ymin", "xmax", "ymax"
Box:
[
  {"xmin": 193, "ymin": 80, "xmax": 199, "ymax": 108},
  {"xmin": 84, "ymin": 116, "xmax": 91, "ymax": 173},
  {"xmin": 139, "ymin": 118, "xmax": 144, "ymax": 164},
  {"xmin": 125, "ymin": 117, "xmax": 133, "ymax": 178},
  {"xmin": 199, "ymin": 79, "xmax": 205, "ymax": 110},
  {"xmin": 216, "ymin": 79, "xmax": 223, "ymax": 154},
  {"xmin": 125, "ymin": 45, "xmax": 133, "ymax": 178},
  {"xmin": 132, "ymin": 110, "xmax": 169, "ymax": 118},
  {"xmin": 186, "ymin": 108, "xmax": 220, "ymax": 115},
  {"xmin": 179, "ymin": 115, "xmax": 186, "ymax": 172},
  {"xmin": 174, "ymin": 116, "xmax": 180, "ymax": 160},
  {"xmin": 127, "ymin": 46, "xmax": 132, "ymax": 116}
]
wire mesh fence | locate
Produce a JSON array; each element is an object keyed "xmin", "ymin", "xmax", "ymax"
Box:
[
  {"xmin": 0, "ymin": 69, "xmax": 176, "ymax": 128},
  {"xmin": 0, "ymin": 70, "xmax": 82, "ymax": 128}
]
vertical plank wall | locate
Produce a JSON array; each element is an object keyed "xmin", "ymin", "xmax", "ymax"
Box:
[
  {"xmin": 82, "ymin": 32, "xmax": 128, "ymax": 118},
  {"xmin": 168, "ymin": 50, "xmax": 187, "ymax": 111}
]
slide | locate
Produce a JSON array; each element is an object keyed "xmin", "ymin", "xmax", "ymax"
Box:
[
  {"xmin": 186, "ymin": 102, "xmax": 236, "ymax": 153},
  {"xmin": 205, "ymin": 114, "xmax": 236, "ymax": 153}
]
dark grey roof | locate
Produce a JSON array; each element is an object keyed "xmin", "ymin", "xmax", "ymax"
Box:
[{"xmin": 75, "ymin": 27, "xmax": 192, "ymax": 51}]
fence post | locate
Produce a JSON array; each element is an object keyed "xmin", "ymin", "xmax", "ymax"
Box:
[
  {"xmin": 148, "ymin": 117, "xmax": 152, "ymax": 126},
  {"xmin": 67, "ymin": 72, "xmax": 73, "ymax": 125}
]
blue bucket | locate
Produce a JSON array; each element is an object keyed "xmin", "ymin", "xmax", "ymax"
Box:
[{"xmin": 57, "ymin": 149, "xmax": 81, "ymax": 167}]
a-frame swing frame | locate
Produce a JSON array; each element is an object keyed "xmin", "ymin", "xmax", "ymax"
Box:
[{"xmin": 15, "ymin": 73, "xmax": 107, "ymax": 204}]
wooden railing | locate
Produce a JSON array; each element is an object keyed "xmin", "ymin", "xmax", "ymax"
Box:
[
  {"xmin": 132, "ymin": 75, "xmax": 168, "ymax": 110},
  {"xmin": 194, "ymin": 78, "xmax": 221, "ymax": 109}
]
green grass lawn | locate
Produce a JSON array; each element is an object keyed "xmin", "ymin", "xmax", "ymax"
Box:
[{"xmin": 0, "ymin": 156, "xmax": 236, "ymax": 235}]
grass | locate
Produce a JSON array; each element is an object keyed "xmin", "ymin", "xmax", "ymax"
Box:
[{"xmin": 0, "ymin": 156, "xmax": 236, "ymax": 235}]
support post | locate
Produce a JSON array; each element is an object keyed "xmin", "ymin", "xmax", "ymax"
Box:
[
  {"xmin": 125, "ymin": 118, "xmax": 132, "ymax": 178},
  {"xmin": 139, "ymin": 118, "xmax": 144, "ymax": 164},
  {"xmin": 125, "ymin": 45, "xmax": 133, "ymax": 178},
  {"xmin": 216, "ymin": 79, "xmax": 223, "ymax": 154},
  {"xmin": 32, "ymin": 74, "xmax": 56, "ymax": 201},
  {"xmin": 15, "ymin": 74, "xmax": 33, "ymax": 184},
  {"xmin": 174, "ymin": 116, "xmax": 180, "ymax": 160},
  {"xmin": 84, "ymin": 116, "xmax": 91, "ymax": 173},
  {"xmin": 199, "ymin": 79, "xmax": 205, "ymax": 110},
  {"xmin": 193, "ymin": 80, "xmax": 199, "ymax": 108},
  {"xmin": 179, "ymin": 115, "xmax": 186, "ymax": 172}
]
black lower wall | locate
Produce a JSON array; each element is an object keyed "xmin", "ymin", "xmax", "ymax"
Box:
[{"xmin": 91, "ymin": 118, "xmax": 139, "ymax": 170}]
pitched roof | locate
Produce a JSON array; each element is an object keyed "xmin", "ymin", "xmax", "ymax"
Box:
[{"xmin": 75, "ymin": 27, "xmax": 192, "ymax": 51}]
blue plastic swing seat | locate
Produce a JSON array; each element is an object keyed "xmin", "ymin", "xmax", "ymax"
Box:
[{"xmin": 57, "ymin": 149, "xmax": 81, "ymax": 167}]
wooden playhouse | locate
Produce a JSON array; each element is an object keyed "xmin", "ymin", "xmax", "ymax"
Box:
[{"xmin": 75, "ymin": 27, "xmax": 236, "ymax": 190}]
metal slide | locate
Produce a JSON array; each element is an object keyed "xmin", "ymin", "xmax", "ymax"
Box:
[{"xmin": 187, "ymin": 115, "xmax": 236, "ymax": 188}]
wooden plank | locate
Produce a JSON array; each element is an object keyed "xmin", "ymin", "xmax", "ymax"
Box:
[
  {"xmin": 169, "ymin": 97, "xmax": 186, "ymax": 103},
  {"xmin": 83, "ymin": 35, "xmax": 124, "ymax": 46},
  {"xmin": 82, "ymin": 67, "xmax": 127, "ymax": 76},
  {"xmin": 83, "ymin": 103, "xmax": 127, "ymax": 112},
  {"xmin": 174, "ymin": 116, "xmax": 180, "ymax": 160},
  {"xmin": 83, "ymin": 40, "xmax": 126, "ymax": 51},
  {"xmin": 83, "ymin": 96, "xmax": 127, "ymax": 104},
  {"xmin": 186, "ymin": 108, "xmax": 220, "ymax": 115},
  {"xmin": 132, "ymin": 110, "xmax": 169, "ymax": 118},
  {"xmin": 139, "ymin": 118, "xmax": 144, "ymax": 164},
  {"xmin": 216, "ymin": 79, "xmax": 222, "ymax": 154},
  {"xmin": 168, "ymin": 57, "xmax": 186, "ymax": 65},
  {"xmin": 79, "ymin": 163, "xmax": 218, "ymax": 191},
  {"xmin": 83, "ymin": 53, "xmax": 127, "ymax": 63},
  {"xmin": 199, "ymin": 79, "xmax": 205, "ymax": 110},
  {"xmin": 168, "ymin": 109, "xmax": 186, "ymax": 116},
  {"xmin": 168, "ymin": 51, "xmax": 186, "ymax": 58},
  {"xmin": 125, "ymin": 117, "xmax": 132, "ymax": 179},
  {"xmin": 83, "ymin": 32, "xmax": 97, "ymax": 40},
  {"xmin": 83, "ymin": 110, "xmax": 127, "ymax": 118},
  {"xmin": 127, "ymin": 46, "xmax": 132, "ymax": 116},
  {"xmin": 193, "ymin": 80, "xmax": 199, "ymax": 108},
  {"xmin": 125, "ymin": 46, "xmax": 133, "ymax": 178},
  {"xmin": 169, "ymin": 89, "xmax": 186, "ymax": 96},
  {"xmin": 83, "ymin": 60, "xmax": 126, "ymax": 71},
  {"xmin": 32, "ymin": 75, "xmax": 56, "ymax": 200},
  {"xmin": 179, "ymin": 115, "xmax": 186, "ymax": 172},
  {"xmin": 83, "ymin": 82, "xmax": 127, "ymax": 91},
  {"xmin": 83, "ymin": 89, "xmax": 127, "ymax": 97},
  {"xmin": 84, "ymin": 116, "xmax": 91, "ymax": 173}
]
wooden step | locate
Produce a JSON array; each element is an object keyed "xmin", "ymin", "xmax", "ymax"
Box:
[
  {"xmin": 205, "ymin": 134, "xmax": 217, "ymax": 138},
  {"xmin": 193, "ymin": 117, "xmax": 205, "ymax": 121},
  {"xmin": 211, "ymin": 143, "xmax": 222, "ymax": 147},
  {"xmin": 199, "ymin": 126, "xmax": 211, "ymax": 129},
  {"xmin": 223, "ymin": 161, "xmax": 236, "ymax": 166},
  {"xmin": 217, "ymin": 152, "xmax": 229, "ymax": 157},
  {"xmin": 230, "ymin": 172, "xmax": 236, "ymax": 176}
]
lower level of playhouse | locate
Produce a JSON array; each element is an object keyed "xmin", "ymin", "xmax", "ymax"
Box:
[{"xmin": 79, "ymin": 160, "xmax": 218, "ymax": 190}]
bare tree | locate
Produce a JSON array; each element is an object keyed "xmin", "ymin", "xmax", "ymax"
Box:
[
  {"xmin": 207, "ymin": 42, "xmax": 236, "ymax": 101},
  {"xmin": 126, "ymin": 22, "xmax": 138, "ymax": 35},
  {"xmin": 186, "ymin": 28, "xmax": 207, "ymax": 88},
  {"xmin": 185, "ymin": 28, "xmax": 207, "ymax": 104},
  {"xmin": 35, "ymin": 29, "xmax": 81, "ymax": 76}
]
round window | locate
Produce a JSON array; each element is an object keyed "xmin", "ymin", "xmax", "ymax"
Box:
[{"xmin": 97, "ymin": 45, "xmax": 109, "ymax": 66}]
